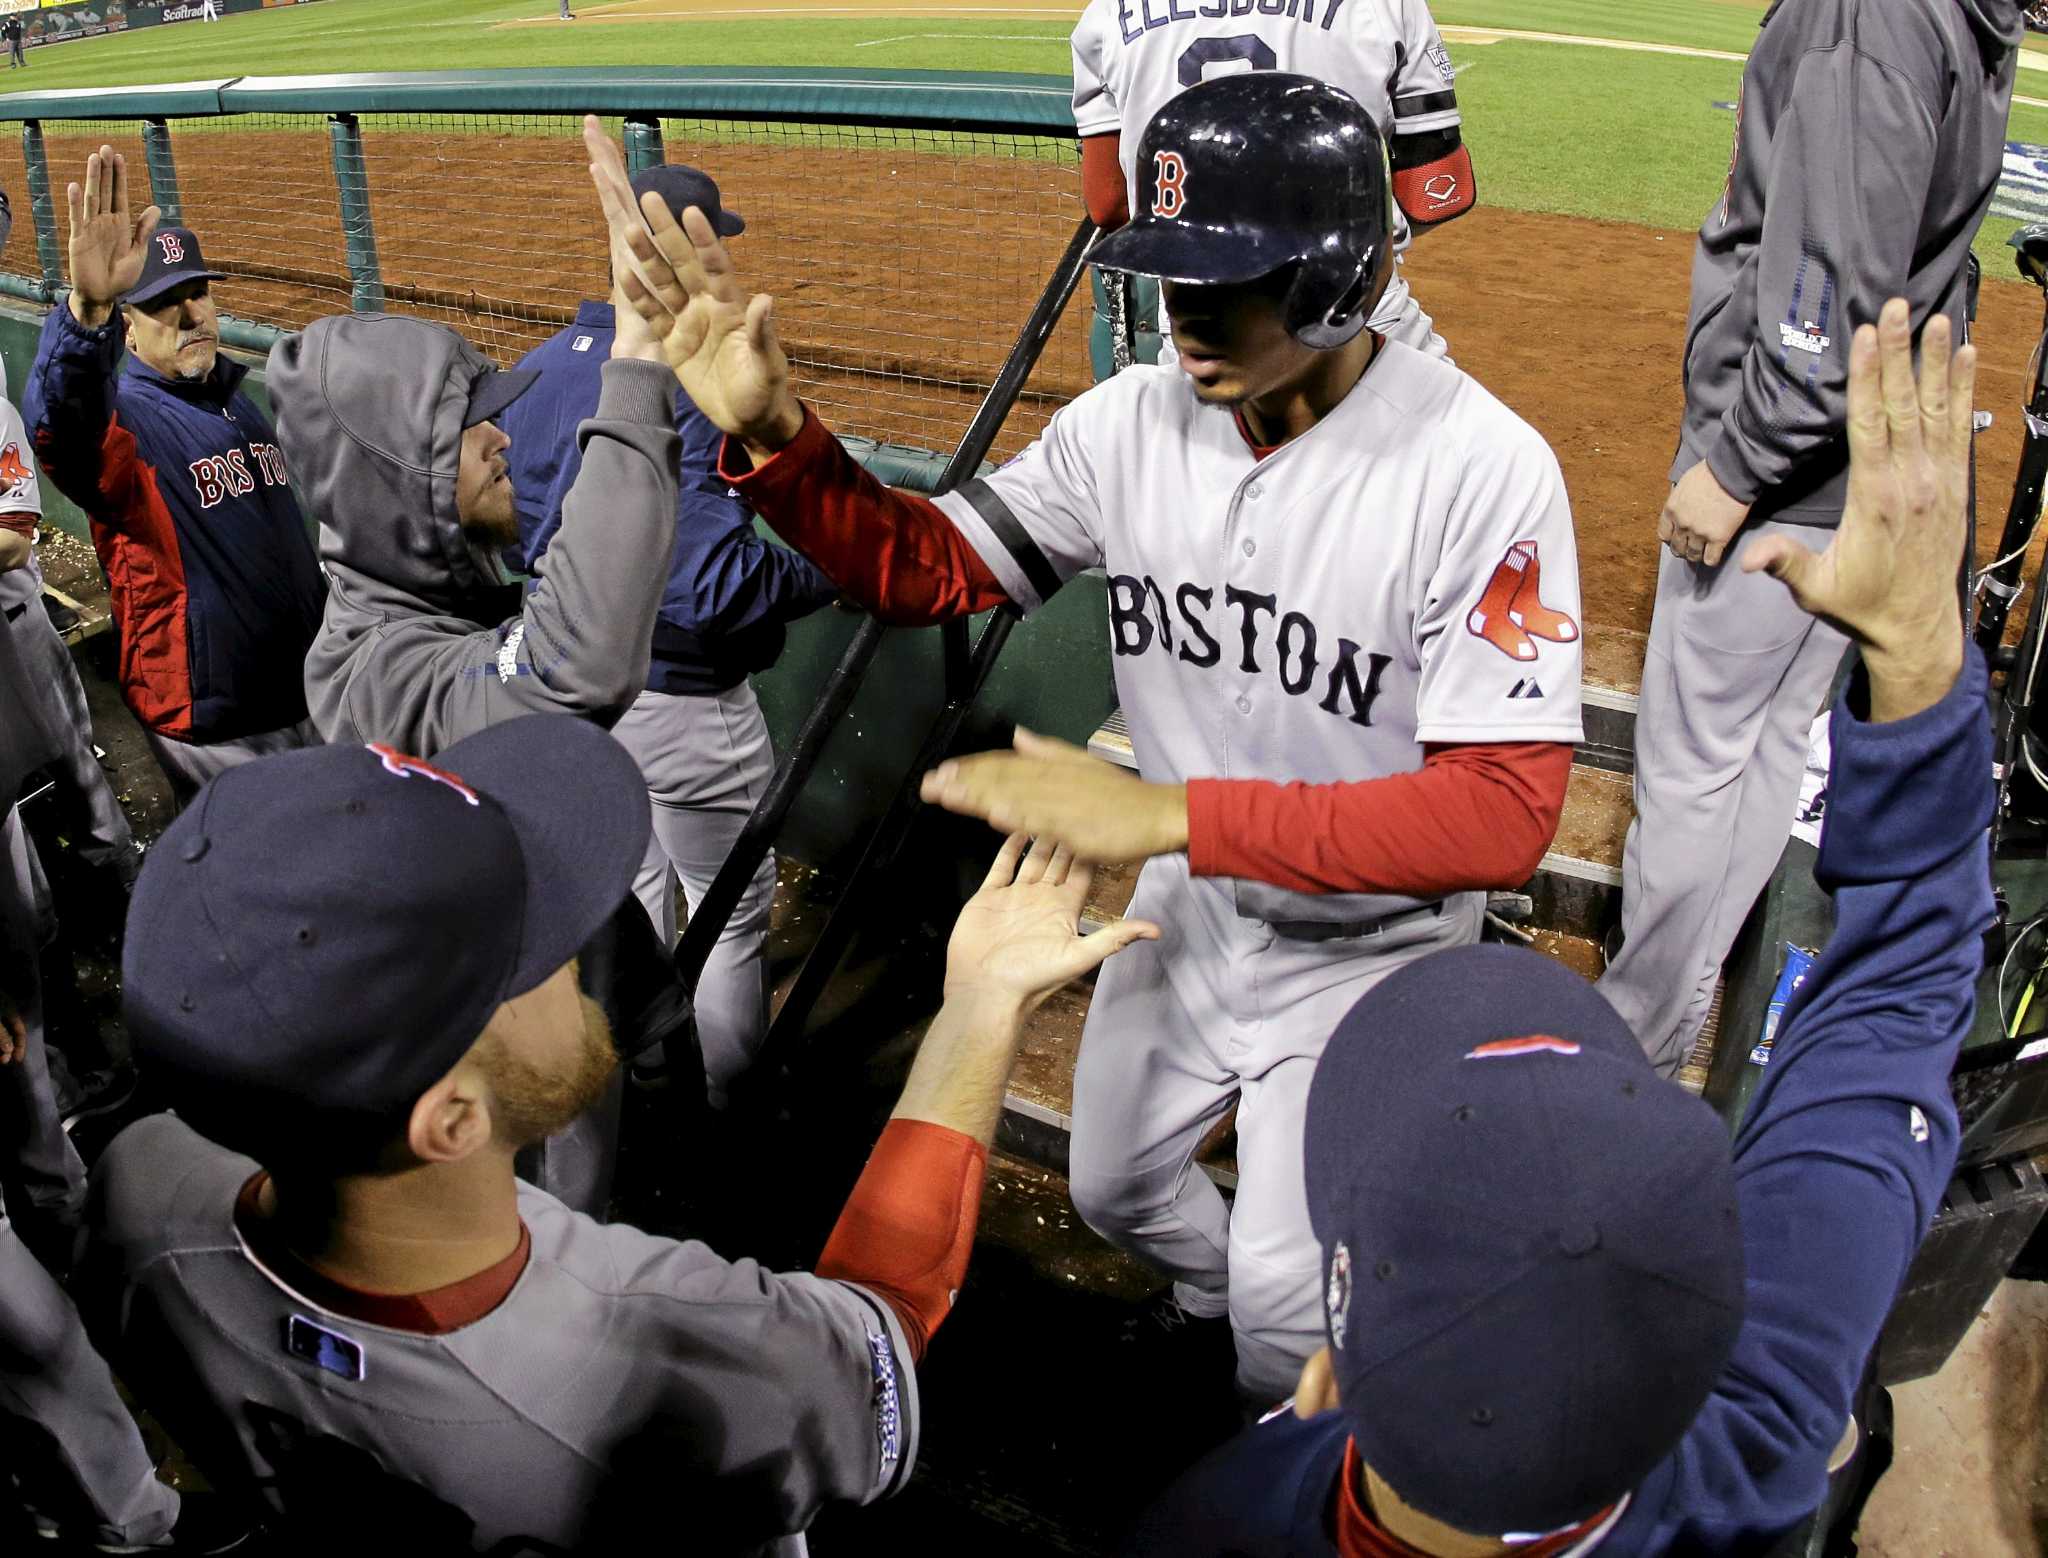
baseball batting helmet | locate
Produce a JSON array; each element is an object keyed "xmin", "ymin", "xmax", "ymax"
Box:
[{"xmin": 1090, "ymin": 72, "xmax": 1392, "ymax": 351}]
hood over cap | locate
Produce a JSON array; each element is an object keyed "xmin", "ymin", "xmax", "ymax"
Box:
[{"xmin": 269, "ymin": 313, "xmax": 519, "ymax": 618}]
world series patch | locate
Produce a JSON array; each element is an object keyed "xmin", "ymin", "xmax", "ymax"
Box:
[{"xmin": 867, "ymin": 1329, "xmax": 902, "ymax": 1482}]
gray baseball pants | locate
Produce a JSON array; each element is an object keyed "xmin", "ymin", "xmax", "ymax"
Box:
[
  {"xmin": 608, "ymin": 682, "xmax": 778, "ymax": 1101},
  {"xmin": 1598, "ymin": 520, "xmax": 1848, "ymax": 1075},
  {"xmin": 7, "ymin": 596, "xmax": 137, "ymax": 884},
  {"xmin": 0, "ymin": 805, "xmax": 84, "ymax": 1244},
  {"xmin": 0, "ymin": 807, "xmax": 179, "ymax": 1547},
  {"xmin": 145, "ymin": 717, "xmax": 319, "ymax": 809},
  {"xmin": 519, "ymin": 684, "xmax": 776, "ymax": 1216},
  {"xmin": 1068, "ymin": 852, "xmax": 1482, "ymax": 1405}
]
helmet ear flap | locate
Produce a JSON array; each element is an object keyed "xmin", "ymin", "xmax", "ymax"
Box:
[{"xmin": 1287, "ymin": 241, "xmax": 1381, "ymax": 351}]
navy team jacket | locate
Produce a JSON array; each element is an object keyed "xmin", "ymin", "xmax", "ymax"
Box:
[
  {"xmin": 1132, "ymin": 650, "xmax": 1995, "ymax": 1556},
  {"xmin": 498, "ymin": 301, "xmax": 836, "ymax": 698},
  {"xmin": 24, "ymin": 302, "xmax": 323, "ymax": 743}
]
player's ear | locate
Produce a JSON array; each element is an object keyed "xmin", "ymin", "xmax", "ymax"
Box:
[
  {"xmin": 1292, "ymin": 1346, "xmax": 1342, "ymax": 1419},
  {"xmin": 405, "ymin": 1066, "xmax": 491, "ymax": 1165}
]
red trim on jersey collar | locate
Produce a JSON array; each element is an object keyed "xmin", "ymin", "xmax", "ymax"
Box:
[
  {"xmin": 1232, "ymin": 408, "xmax": 1282, "ymax": 461},
  {"xmin": 234, "ymin": 1173, "xmax": 531, "ymax": 1335},
  {"xmin": 1333, "ymin": 1439, "xmax": 1615, "ymax": 1558}
]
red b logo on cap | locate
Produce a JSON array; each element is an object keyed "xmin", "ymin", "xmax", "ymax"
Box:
[
  {"xmin": 1151, "ymin": 151, "xmax": 1188, "ymax": 220},
  {"xmin": 156, "ymin": 231, "xmax": 185, "ymax": 264}
]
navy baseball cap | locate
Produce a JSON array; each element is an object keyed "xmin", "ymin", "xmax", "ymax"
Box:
[
  {"xmin": 465, "ymin": 363, "xmax": 540, "ymax": 428},
  {"xmin": 1304, "ymin": 945, "xmax": 1745, "ymax": 1535},
  {"xmin": 123, "ymin": 716, "xmax": 650, "ymax": 1124},
  {"xmin": 630, "ymin": 162, "xmax": 744, "ymax": 237},
  {"xmin": 123, "ymin": 225, "xmax": 227, "ymax": 308}
]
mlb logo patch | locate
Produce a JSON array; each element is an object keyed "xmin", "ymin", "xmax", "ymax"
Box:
[
  {"xmin": 285, "ymin": 1314, "xmax": 366, "ymax": 1382},
  {"xmin": 571, "ymin": 335, "xmax": 594, "ymax": 353}
]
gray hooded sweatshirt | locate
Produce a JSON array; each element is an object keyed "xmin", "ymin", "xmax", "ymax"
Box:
[
  {"xmin": 1678, "ymin": 0, "xmax": 2022, "ymax": 525},
  {"xmin": 272, "ymin": 313, "xmax": 680, "ymax": 754}
]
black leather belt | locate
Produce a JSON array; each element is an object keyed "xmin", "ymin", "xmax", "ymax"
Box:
[{"xmin": 1269, "ymin": 899, "xmax": 1445, "ymax": 943}]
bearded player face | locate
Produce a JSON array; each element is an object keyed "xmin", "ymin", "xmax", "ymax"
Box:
[{"xmin": 472, "ymin": 959, "xmax": 618, "ymax": 1149}]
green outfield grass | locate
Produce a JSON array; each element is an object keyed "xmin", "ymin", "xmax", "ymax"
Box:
[{"xmin": 3, "ymin": 0, "xmax": 2045, "ymax": 279}]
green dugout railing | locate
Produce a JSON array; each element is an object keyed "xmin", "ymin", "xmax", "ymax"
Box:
[{"xmin": 0, "ymin": 67, "xmax": 1082, "ymax": 346}]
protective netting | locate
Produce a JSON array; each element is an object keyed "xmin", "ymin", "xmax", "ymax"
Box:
[{"xmin": 0, "ymin": 112, "xmax": 1091, "ymax": 462}]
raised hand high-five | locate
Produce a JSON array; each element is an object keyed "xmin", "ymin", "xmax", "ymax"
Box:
[
  {"xmin": 580, "ymin": 115, "xmax": 801, "ymax": 457},
  {"xmin": 65, "ymin": 145, "xmax": 161, "ymax": 330},
  {"xmin": 1743, "ymin": 297, "xmax": 1974, "ymax": 723}
]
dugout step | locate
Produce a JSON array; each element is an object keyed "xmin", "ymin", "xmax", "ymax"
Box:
[{"xmin": 1579, "ymin": 623, "xmax": 1647, "ymax": 775}]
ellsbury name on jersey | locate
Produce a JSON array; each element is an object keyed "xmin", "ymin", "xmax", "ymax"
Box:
[{"xmin": 1110, "ymin": 0, "xmax": 1351, "ymax": 45}]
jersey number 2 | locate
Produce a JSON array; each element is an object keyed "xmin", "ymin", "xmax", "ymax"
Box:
[{"xmin": 1177, "ymin": 33, "xmax": 1278, "ymax": 86}]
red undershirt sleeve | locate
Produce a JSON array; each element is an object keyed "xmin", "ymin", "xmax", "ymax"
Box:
[
  {"xmin": 816, "ymin": 1117, "xmax": 986, "ymax": 1364},
  {"xmin": 719, "ymin": 405, "xmax": 1010, "ymax": 625},
  {"xmin": 1186, "ymin": 740, "xmax": 1573, "ymax": 898},
  {"xmin": 1081, "ymin": 133, "xmax": 1129, "ymax": 231}
]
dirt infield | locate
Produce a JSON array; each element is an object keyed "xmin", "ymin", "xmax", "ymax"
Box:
[{"xmin": 1, "ymin": 120, "xmax": 2036, "ymax": 638}]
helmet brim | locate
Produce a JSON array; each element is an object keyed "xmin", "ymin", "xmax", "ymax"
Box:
[{"xmin": 1089, "ymin": 216, "xmax": 1303, "ymax": 286}]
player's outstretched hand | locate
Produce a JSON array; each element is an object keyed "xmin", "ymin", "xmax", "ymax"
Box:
[
  {"xmin": 944, "ymin": 832, "xmax": 1159, "ymax": 1017},
  {"xmin": 1743, "ymin": 297, "xmax": 1971, "ymax": 723},
  {"xmin": 65, "ymin": 145, "xmax": 160, "ymax": 329},
  {"xmin": 580, "ymin": 116, "xmax": 801, "ymax": 456},
  {"xmin": 921, "ymin": 726, "xmax": 1191, "ymax": 865}
]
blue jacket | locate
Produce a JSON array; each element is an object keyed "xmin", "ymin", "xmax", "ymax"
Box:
[
  {"xmin": 1131, "ymin": 650, "xmax": 1995, "ymax": 1555},
  {"xmin": 23, "ymin": 302, "xmax": 323, "ymax": 742},
  {"xmin": 498, "ymin": 302, "xmax": 836, "ymax": 696}
]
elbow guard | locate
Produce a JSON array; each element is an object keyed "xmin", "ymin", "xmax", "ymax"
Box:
[{"xmin": 1391, "ymin": 138, "xmax": 1475, "ymax": 231}]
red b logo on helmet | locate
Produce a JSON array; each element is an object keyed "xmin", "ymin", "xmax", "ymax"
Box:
[
  {"xmin": 156, "ymin": 231, "xmax": 185, "ymax": 264},
  {"xmin": 1151, "ymin": 151, "xmax": 1188, "ymax": 220}
]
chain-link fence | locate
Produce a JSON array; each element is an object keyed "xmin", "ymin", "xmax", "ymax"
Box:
[{"xmin": 0, "ymin": 78, "xmax": 1092, "ymax": 463}]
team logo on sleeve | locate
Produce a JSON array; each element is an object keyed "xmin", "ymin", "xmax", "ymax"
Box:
[
  {"xmin": 0, "ymin": 442, "xmax": 32, "ymax": 496},
  {"xmin": 1151, "ymin": 151, "xmax": 1188, "ymax": 219},
  {"xmin": 1466, "ymin": 540, "xmax": 1578, "ymax": 663},
  {"xmin": 156, "ymin": 231, "xmax": 186, "ymax": 264}
]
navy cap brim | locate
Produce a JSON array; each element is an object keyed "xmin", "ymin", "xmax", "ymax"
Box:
[
  {"xmin": 1089, "ymin": 216, "xmax": 1301, "ymax": 285},
  {"xmin": 433, "ymin": 715, "xmax": 650, "ymax": 999},
  {"xmin": 123, "ymin": 266, "xmax": 227, "ymax": 307},
  {"xmin": 466, "ymin": 365, "xmax": 541, "ymax": 428}
]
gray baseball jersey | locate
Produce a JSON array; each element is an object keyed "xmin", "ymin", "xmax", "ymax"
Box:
[
  {"xmin": 84, "ymin": 1113, "xmax": 918, "ymax": 1555},
  {"xmin": 935, "ymin": 344, "xmax": 1584, "ymax": 928},
  {"xmin": 1071, "ymin": 0, "xmax": 1462, "ymax": 344}
]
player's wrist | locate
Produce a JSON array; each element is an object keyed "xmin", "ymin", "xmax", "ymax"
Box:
[
  {"xmin": 1861, "ymin": 629, "xmax": 1963, "ymax": 724},
  {"xmin": 68, "ymin": 287, "xmax": 114, "ymax": 330},
  {"xmin": 1142, "ymin": 782, "xmax": 1191, "ymax": 858},
  {"xmin": 936, "ymin": 979, "xmax": 1034, "ymax": 1029},
  {"xmin": 741, "ymin": 396, "xmax": 803, "ymax": 460}
]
